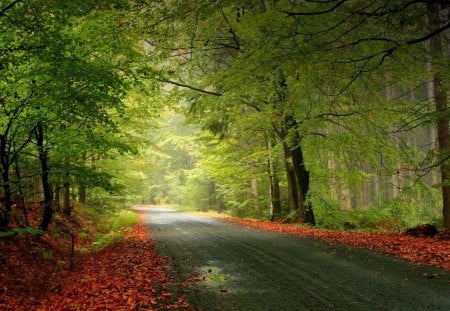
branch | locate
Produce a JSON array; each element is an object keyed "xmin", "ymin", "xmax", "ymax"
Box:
[
  {"xmin": 335, "ymin": 37, "xmax": 397, "ymax": 49},
  {"xmin": 407, "ymin": 20, "xmax": 450, "ymax": 45},
  {"xmin": 0, "ymin": 0, "xmax": 22, "ymax": 17},
  {"xmin": 314, "ymin": 111, "xmax": 359, "ymax": 118},
  {"xmin": 283, "ymin": 0, "xmax": 348, "ymax": 16},
  {"xmin": 158, "ymin": 78, "xmax": 222, "ymax": 96},
  {"xmin": 349, "ymin": 0, "xmax": 421, "ymax": 17}
]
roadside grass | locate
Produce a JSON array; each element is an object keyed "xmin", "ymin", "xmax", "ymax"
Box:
[{"xmin": 171, "ymin": 205, "xmax": 231, "ymax": 219}]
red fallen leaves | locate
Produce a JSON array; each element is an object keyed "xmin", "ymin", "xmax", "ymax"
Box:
[
  {"xmin": 223, "ymin": 218, "xmax": 450, "ymax": 272},
  {"xmin": 1, "ymin": 222, "xmax": 192, "ymax": 310}
]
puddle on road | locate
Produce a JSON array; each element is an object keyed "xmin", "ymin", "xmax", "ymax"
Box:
[
  {"xmin": 194, "ymin": 265, "xmax": 232, "ymax": 293},
  {"xmin": 199, "ymin": 266, "xmax": 231, "ymax": 283}
]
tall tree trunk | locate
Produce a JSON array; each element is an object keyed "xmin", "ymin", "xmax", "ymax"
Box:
[
  {"xmin": 266, "ymin": 135, "xmax": 281, "ymax": 220},
  {"xmin": 282, "ymin": 139, "xmax": 315, "ymax": 225},
  {"xmin": 290, "ymin": 140, "xmax": 315, "ymax": 225},
  {"xmin": 272, "ymin": 167, "xmax": 281, "ymax": 217},
  {"xmin": 283, "ymin": 145, "xmax": 299, "ymax": 218},
  {"xmin": 373, "ymin": 170, "xmax": 381, "ymax": 204},
  {"xmin": 53, "ymin": 183, "xmax": 60, "ymax": 212},
  {"xmin": 426, "ymin": 61, "xmax": 440, "ymax": 186},
  {"xmin": 327, "ymin": 151, "xmax": 338, "ymax": 201},
  {"xmin": 341, "ymin": 180, "xmax": 352, "ymax": 210},
  {"xmin": 63, "ymin": 157, "xmax": 71, "ymax": 215},
  {"xmin": 14, "ymin": 154, "xmax": 28, "ymax": 226},
  {"xmin": 251, "ymin": 178, "xmax": 260, "ymax": 218},
  {"xmin": 78, "ymin": 151, "xmax": 87, "ymax": 204},
  {"xmin": 386, "ymin": 83, "xmax": 402, "ymax": 199},
  {"xmin": 0, "ymin": 135, "xmax": 12, "ymax": 230},
  {"xmin": 277, "ymin": 115, "xmax": 315, "ymax": 225},
  {"xmin": 273, "ymin": 69, "xmax": 315, "ymax": 225},
  {"xmin": 428, "ymin": 3, "xmax": 450, "ymax": 228},
  {"xmin": 35, "ymin": 122, "xmax": 52, "ymax": 231},
  {"xmin": 78, "ymin": 184, "xmax": 86, "ymax": 204},
  {"xmin": 208, "ymin": 180, "xmax": 217, "ymax": 208}
]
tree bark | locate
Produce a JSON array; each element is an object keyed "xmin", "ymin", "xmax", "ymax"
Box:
[
  {"xmin": 428, "ymin": 3, "xmax": 450, "ymax": 228},
  {"xmin": 0, "ymin": 135, "xmax": 12, "ymax": 230},
  {"xmin": 280, "ymin": 120, "xmax": 315, "ymax": 225},
  {"xmin": 35, "ymin": 122, "xmax": 52, "ymax": 231},
  {"xmin": 266, "ymin": 135, "xmax": 281, "ymax": 220},
  {"xmin": 251, "ymin": 178, "xmax": 261, "ymax": 218},
  {"xmin": 14, "ymin": 154, "xmax": 28, "ymax": 226},
  {"xmin": 283, "ymin": 145, "xmax": 299, "ymax": 218},
  {"xmin": 290, "ymin": 139, "xmax": 315, "ymax": 225},
  {"xmin": 63, "ymin": 157, "xmax": 71, "ymax": 215}
]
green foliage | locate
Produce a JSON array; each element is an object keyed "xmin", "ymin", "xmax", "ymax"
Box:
[
  {"xmin": 91, "ymin": 209, "xmax": 138, "ymax": 251},
  {"xmin": 110, "ymin": 210, "xmax": 139, "ymax": 231},
  {"xmin": 312, "ymin": 194, "xmax": 441, "ymax": 232},
  {"xmin": 0, "ymin": 227, "xmax": 43, "ymax": 238},
  {"xmin": 93, "ymin": 232, "xmax": 125, "ymax": 252},
  {"xmin": 42, "ymin": 250, "xmax": 53, "ymax": 260}
]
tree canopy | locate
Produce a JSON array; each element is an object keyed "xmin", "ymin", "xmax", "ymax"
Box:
[{"xmin": 0, "ymin": 0, "xmax": 449, "ymax": 231}]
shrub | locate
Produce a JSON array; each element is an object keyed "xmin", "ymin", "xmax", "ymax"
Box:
[
  {"xmin": 110, "ymin": 210, "xmax": 139, "ymax": 231},
  {"xmin": 92, "ymin": 231, "xmax": 124, "ymax": 252}
]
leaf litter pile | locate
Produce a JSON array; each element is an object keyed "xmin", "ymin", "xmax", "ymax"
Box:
[
  {"xmin": 223, "ymin": 217, "xmax": 450, "ymax": 272},
  {"xmin": 0, "ymin": 220, "xmax": 191, "ymax": 310}
]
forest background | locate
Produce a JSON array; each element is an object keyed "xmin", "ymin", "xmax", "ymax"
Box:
[{"xmin": 0, "ymin": 0, "xmax": 449, "ymax": 237}]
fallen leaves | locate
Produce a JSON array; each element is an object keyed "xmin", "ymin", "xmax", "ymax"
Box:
[
  {"xmin": 222, "ymin": 218, "xmax": 450, "ymax": 272},
  {"xmin": 1, "ymin": 221, "xmax": 192, "ymax": 310}
]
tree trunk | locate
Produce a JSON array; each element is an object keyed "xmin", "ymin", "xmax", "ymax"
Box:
[
  {"xmin": 35, "ymin": 122, "xmax": 52, "ymax": 231},
  {"xmin": 251, "ymin": 178, "xmax": 261, "ymax": 218},
  {"xmin": 428, "ymin": 3, "xmax": 450, "ymax": 228},
  {"xmin": 271, "ymin": 163, "xmax": 281, "ymax": 218},
  {"xmin": 373, "ymin": 171, "xmax": 381, "ymax": 204},
  {"xmin": 277, "ymin": 114, "xmax": 315, "ymax": 225},
  {"xmin": 327, "ymin": 151, "xmax": 338, "ymax": 201},
  {"xmin": 282, "ymin": 139, "xmax": 315, "ymax": 225},
  {"xmin": 290, "ymin": 140, "xmax": 315, "ymax": 225},
  {"xmin": 78, "ymin": 184, "xmax": 86, "ymax": 204},
  {"xmin": 266, "ymin": 135, "xmax": 281, "ymax": 220},
  {"xmin": 54, "ymin": 183, "xmax": 60, "ymax": 211},
  {"xmin": 0, "ymin": 135, "xmax": 12, "ymax": 230},
  {"xmin": 14, "ymin": 154, "xmax": 28, "ymax": 226},
  {"xmin": 426, "ymin": 60, "xmax": 440, "ymax": 186},
  {"xmin": 341, "ymin": 180, "xmax": 352, "ymax": 210},
  {"xmin": 208, "ymin": 180, "xmax": 217, "ymax": 208},
  {"xmin": 78, "ymin": 151, "xmax": 87, "ymax": 204},
  {"xmin": 63, "ymin": 157, "xmax": 71, "ymax": 215},
  {"xmin": 283, "ymin": 145, "xmax": 299, "ymax": 217}
]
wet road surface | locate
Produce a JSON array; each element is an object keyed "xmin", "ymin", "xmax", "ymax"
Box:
[{"xmin": 139, "ymin": 207, "xmax": 450, "ymax": 311}]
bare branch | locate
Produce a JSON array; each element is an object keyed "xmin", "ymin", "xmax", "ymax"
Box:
[
  {"xmin": 283, "ymin": 0, "xmax": 348, "ymax": 16},
  {"xmin": 158, "ymin": 78, "xmax": 222, "ymax": 96},
  {"xmin": 0, "ymin": 0, "xmax": 22, "ymax": 17}
]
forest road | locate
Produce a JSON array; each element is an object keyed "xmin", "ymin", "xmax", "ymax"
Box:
[{"xmin": 138, "ymin": 207, "xmax": 450, "ymax": 311}]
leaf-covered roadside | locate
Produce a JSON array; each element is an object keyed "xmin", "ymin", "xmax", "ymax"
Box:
[
  {"xmin": 223, "ymin": 218, "xmax": 450, "ymax": 272},
  {"xmin": 0, "ymin": 220, "xmax": 192, "ymax": 310}
]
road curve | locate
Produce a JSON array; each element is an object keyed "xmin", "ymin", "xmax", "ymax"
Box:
[{"xmin": 138, "ymin": 207, "xmax": 450, "ymax": 311}]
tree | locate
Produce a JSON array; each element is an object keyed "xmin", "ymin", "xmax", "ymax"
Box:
[
  {"xmin": 0, "ymin": 0, "xmax": 146, "ymax": 230},
  {"xmin": 134, "ymin": 0, "xmax": 444, "ymax": 230}
]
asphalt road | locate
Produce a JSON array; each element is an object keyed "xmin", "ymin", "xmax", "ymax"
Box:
[{"xmin": 139, "ymin": 207, "xmax": 450, "ymax": 311}]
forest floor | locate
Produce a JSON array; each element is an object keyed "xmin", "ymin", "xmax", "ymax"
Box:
[{"xmin": 0, "ymin": 212, "xmax": 192, "ymax": 310}]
